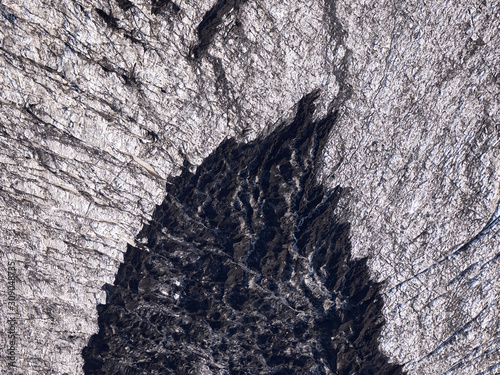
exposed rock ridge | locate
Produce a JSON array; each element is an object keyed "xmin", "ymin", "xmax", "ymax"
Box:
[{"xmin": 82, "ymin": 92, "xmax": 404, "ymax": 374}]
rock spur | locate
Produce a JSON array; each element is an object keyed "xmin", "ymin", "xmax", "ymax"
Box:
[{"xmin": 82, "ymin": 92, "xmax": 404, "ymax": 374}]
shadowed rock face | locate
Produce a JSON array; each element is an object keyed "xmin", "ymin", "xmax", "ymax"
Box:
[{"xmin": 82, "ymin": 92, "xmax": 404, "ymax": 375}]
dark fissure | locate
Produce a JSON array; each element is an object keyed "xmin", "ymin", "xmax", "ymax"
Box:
[
  {"xmin": 82, "ymin": 92, "xmax": 405, "ymax": 374},
  {"xmin": 190, "ymin": 0, "xmax": 248, "ymax": 59}
]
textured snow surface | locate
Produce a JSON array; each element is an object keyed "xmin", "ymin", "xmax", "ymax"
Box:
[{"xmin": 0, "ymin": 0, "xmax": 499, "ymax": 373}]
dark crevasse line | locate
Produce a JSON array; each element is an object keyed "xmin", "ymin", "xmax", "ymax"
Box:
[
  {"xmin": 82, "ymin": 91, "xmax": 405, "ymax": 375},
  {"xmin": 190, "ymin": 0, "xmax": 248, "ymax": 59}
]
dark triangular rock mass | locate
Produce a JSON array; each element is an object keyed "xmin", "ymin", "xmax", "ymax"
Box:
[{"xmin": 82, "ymin": 92, "xmax": 405, "ymax": 375}]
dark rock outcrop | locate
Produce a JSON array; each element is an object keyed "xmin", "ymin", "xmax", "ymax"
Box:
[{"xmin": 82, "ymin": 92, "xmax": 404, "ymax": 375}]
